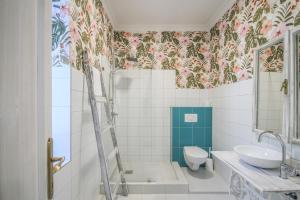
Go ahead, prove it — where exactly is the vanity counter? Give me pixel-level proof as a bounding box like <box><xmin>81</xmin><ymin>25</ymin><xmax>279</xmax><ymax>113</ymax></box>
<box><xmin>212</xmin><ymin>151</ymin><xmax>300</xmax><ymax>193</ymax></box>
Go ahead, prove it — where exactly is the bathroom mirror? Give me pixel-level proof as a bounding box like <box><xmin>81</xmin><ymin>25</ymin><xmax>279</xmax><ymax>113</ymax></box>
<box><xmin>253</xmin><ymin>34</ymin><xmax>290</xmax><ymax>136</ymax></box>
<box><xmin>290</xmin><ymin>28</ymin><xmax>300</xmax><ymax>143</ymax></box>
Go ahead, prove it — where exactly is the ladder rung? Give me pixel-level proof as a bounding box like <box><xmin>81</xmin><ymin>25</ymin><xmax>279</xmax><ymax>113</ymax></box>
<box><xmin>102</xmin><ymin>125</ymin><xmax>113</xmax><ymax>134</ymax></box>
<box><xmin>95</xmin><ymin>95</ymin><xmax>107</xmax><ymax>103</ymax></box>
<box><xmin>107</xmin><ymin>148</ymin><xmax>119</xmax><ymax>163</ymax></box>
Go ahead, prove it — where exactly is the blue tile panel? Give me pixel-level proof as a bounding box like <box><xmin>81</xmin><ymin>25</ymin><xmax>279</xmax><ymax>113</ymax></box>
<box><xmin>171</xmin><ymin>107</ymin><xmax>212</xmax><ymax>167</ymax></box>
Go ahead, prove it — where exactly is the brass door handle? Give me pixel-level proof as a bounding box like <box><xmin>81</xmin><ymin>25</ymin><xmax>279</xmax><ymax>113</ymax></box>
<box><xmin>280</xmin><ymin>79</ymin><xmax>288</xmax><ymax>95</ymax></box>
<box><xmin>47</xmin><ymin>138</ymin><xmax>65</xmax><ymax>199</ymax></box>
<box><xmin>51</xmin><ymin>156</ymin><xmax>65</xmax><ymax>173</ymax></box>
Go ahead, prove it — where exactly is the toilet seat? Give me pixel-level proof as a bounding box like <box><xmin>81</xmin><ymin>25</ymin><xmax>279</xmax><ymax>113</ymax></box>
<box><xmin>184</xmin><ymin>146</ymin><xmax>208</xmax><ymax>159</ymax></box>
<box><xmin>183</xmin><ymin>146</ymin><xmax>208</xmax><ymax>171</ymax></box>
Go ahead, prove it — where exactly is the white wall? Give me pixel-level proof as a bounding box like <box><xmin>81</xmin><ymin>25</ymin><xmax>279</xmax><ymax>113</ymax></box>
<box><xmin>209</xmin><ymin>80</ymin><xmax>255</xmax><ymax>151</ymax></box>
<box><xmin>208</xmin><ymin>80</ymin><xmax>300</xmax><ymax>162</ymax></box>
<box><xmin>114</xmin><ymin>69</ymin><xmax>209</xmax><ymax>162</ymax></box>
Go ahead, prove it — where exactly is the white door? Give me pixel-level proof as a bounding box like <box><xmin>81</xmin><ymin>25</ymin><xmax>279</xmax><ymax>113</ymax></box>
<box><xmin>0</xmin><ymin>0</ymin><xmax>40</xmax><ymax>199</ymax></box>
<box><xmin>0</xmin><ymin>0</ymin><xmax>72</xmax><ymax>199</ymax></box>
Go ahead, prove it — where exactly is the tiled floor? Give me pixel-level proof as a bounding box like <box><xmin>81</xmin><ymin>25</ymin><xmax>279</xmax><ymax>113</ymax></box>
<box><xmin>182</xmin><ymin>167</ymin><xmax>229</xmax><ymax>193</ymax></box>
<box><xmin>116</xmin><ymin>194</ymin><xmax>230</xmax><ymax>200</ymax></box>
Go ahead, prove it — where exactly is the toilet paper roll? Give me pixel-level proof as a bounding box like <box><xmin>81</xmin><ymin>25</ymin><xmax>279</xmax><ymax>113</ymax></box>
<box><xmin>206</xmin><ymin>158</ymin><xmax>214</xmax><ymax>172</ymax></box>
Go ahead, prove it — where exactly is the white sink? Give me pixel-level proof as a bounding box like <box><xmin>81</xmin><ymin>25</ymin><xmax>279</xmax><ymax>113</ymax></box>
<box><xmin>234</xmin><ymin>145</ymin><xmax>282</xmax><ymax>169</ymax></box>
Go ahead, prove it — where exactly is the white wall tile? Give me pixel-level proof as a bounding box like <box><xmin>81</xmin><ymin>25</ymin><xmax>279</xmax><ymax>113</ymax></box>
<box><xmin>116</xmin><ymin>70</ymin><xmax>204</xmax><ymax>162</ymax></box>
<box><xmin>209</xmin><ymin>79</ymin><xmax>300</xmax><ymax>164</ymax></box>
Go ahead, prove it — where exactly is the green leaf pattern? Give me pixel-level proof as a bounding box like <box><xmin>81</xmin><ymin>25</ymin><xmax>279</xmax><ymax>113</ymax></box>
<box><xmin>52</xmin><ymin>0</ymin><xmax>71</xmax><ymax>68</ymax></box>
<box><xmin>114</xmin><ymin>0</ymin><xmax>300</xmax><ymax>88</ymax></box>
<box><xmin>259</xmin><ymin>43</ymin><xmax>284</xmax><ymax>72</ymax></box>
<box><xmin>114</xmin><ymin>32</ymin><xmax>211</xmax><ymax>88</ymax></box>
<box><xmin>68</xmin><ymin>0</ymin><xmax>114</xmax><ymax>71</ymax></box>
<box><xmin>53</xmin><ymin>0</ymin><xmax>300</xmax><ymax>88</ymax></box>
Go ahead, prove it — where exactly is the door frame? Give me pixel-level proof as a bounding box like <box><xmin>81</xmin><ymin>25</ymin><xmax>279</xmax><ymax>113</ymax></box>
<box><xmin>37</xmin><ymin>0</ymin><xmax>52</xmax><ymax>199</ymax></box>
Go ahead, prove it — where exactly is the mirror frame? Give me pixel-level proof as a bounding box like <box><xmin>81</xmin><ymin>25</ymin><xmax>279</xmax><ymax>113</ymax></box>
<box><xmin>290</xmin><ymin>27</ymin><xmax>300</xmax><ymax>144</ymax></box>
<box><xmin>253</xmin><ymin>32</ymin><xmax>290</xmax><ymax>138</ymax></box>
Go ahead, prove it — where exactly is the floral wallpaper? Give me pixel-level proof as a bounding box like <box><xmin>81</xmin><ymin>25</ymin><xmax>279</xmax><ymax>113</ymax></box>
<box><xmin>52</xmin><ymin>0</ymin><xmax>114</xmax><ymax>71</ymax></box>
<box><xmin>114</xmin><ymin>31</ymin><xmax>211</xmax><ymax>88</ymax></box>
<box><xmin>259</xmin><ymin>42</ymin><xmax>284</xmax><ymax>72</ymax></box>
<box><xmin>54</xmin><ymin>0</ymin><xmax>300</xmax><ymax>88</ymax></box>
<box><xmin>68</xmin><ymin>0</ymin><xmax>114</xmax><ymax>71</ymax></box>
<box><xmin>209</xmin><ymin>0</ymin><xmax>300</xmax><ymax>87</ymax></box>
<box><xmin>52</xmin><ymin>0</ymin><xmax>70</xmax><ymax>68</ymax></box>
<box><xmin>114</xmin><ymin>0</ymin><xmax>300</xmax><ymax>88</ymax></box>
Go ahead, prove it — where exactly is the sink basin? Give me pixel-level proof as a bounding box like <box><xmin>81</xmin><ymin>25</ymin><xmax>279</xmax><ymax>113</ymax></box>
<box><xmin>234</xmin><ymin>145</ymin><xmax>282</xmax><ymax>169</ymax></box>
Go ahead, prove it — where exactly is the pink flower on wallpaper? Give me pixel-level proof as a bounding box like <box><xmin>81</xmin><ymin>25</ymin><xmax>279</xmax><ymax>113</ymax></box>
<box><xmin>180</xmin><ymin>67</ymin><xmax>192</xmax><ymax>77</ymax></box>
<box><xmin>90</xmin><ymin>19</ymin><xmax>97</xmax><ymax>36</ymax></box>
<box><xmin>264</xmin><ymin>48</ymin><xmax>273</xmax><ymax>57</ymax></box>
<box><xmin>59</xmin><ymin>3</ymin><xmax>69</xmax><ymax>17</ymax></box>
<box><xmin>148</xmin><ymin>46</ymin><xmax>156</xmax><ymax>54</ymax></box>
<box><xmin>86</xmin><ymin>1</ymin><xmax>93</xmax><ymax>14</ymax></box>
<box><xmin>239</xmin><ymin>24</ymin><xmax>250</xmax><ymax>37</ymax></box>
<box><xmin>199</xmin><ymin>73</ymin><xmax>209</xmax><ymax>85</ymax></box>
<box><xmin>273</xmin><ymin>23</ymin><xmax>288</xmax><ymax>38</ymax></box>
<box><xmin>217</xmin><ymin>57</ymin><xmax>226</xmax><ymax>70</ymax></box>
<box><xmin>291</xmin><ymin>0</ymin><xmax>300</xmax><ymax>10</ymax></box>
<box><xmin>260</xmin><ymin>20</ymin><xmax>273</xmax><ymax>35</ymax></box>
<box><xmin>233</xmin><ymin>66</ymin><xmax>241</xmax><ymax>73</ymax></box>
<box><xmin>180</xmin><ymin>36</ymin><xmax>190</xmax><ymax>46</ymax></box>
<box><xmin>239</xmin><ymin>69</ymin><xmax>249</xmax><ymax>81</ymax></box>
<box><xmin>234</xmin><ymin>19</ymin><xmax>241</xmax><ymax>31</ymax></box>
<box><xmin>198</xmin><ymin>46</ymin><xmax>208</xmax><ymax>54</ymax></box>
<box><xmin>70</xmin><ymin>21</ymin><xmax>80</xmax><ymax>42</ymax></box>
<box><xmin>78</xmin><ymin>10</ymin><xmax>84</xmax><ymax>25</ymax></box>
<box><xmin>155</xmin><ymin>52</ymin><xmax>165</xmax><ymax>62</ymax></box>
<box><xmin>203</xmin><ymin>51</ymin><xmax>211</xmax><ymax>60</ymax></box>
<box><xmin>130</xmin><ymin>37</ymin><xmax>140</xmax><ymax>47</ymax></box>
<box><xmin>124</xmin><ymin>60</ymin><xmax>134</xmax><ymax>69</ymax></box>
<box><xmin>174</xmin><ymin>60</ymin><xmax>182</xmax><ymax>70</ymax></box>
<box><xmin>123</xmin><ymin>32</ymin><xmax>132</xmax><ymax>37</ymax></box>
<box><xmin>175</xmin><ymin>32</ymin><xmax>182</xmax><ymax>38</ymax></box>
<box><xmin>219</xmin><ymin>21</ymin><xmax>228</xmax><ymax>32</ymax></box>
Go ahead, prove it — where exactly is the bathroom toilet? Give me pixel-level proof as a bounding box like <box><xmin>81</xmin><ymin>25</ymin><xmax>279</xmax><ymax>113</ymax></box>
<box><xmin>183</xmin><ymin>146</ymin><xmax>208</xmax><ymax>171</ymax></box>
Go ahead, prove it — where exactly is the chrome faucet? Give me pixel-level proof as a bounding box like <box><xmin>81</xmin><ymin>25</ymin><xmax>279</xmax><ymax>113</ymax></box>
<box><xmin>258</xmin><ymin>131</ymin><xmax>286</xmax><ymax>164</ymax></box>
<box><xmin>258</xmin><ymin>130</ymin><xmax>289</xmax><ymax>179</ymax></box>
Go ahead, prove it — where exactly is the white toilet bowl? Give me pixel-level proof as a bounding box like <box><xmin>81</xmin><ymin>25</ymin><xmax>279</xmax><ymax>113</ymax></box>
<box><xmin>183</xmin><ymin>146</ymin><xmax>208</xmax><ymax>171</ymax></box>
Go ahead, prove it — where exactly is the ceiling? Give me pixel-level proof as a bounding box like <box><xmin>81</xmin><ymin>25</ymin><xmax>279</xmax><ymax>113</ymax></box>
<box><xmin>102</xmin><ymin>0</ymin><xmax>236</xmax><ymax>32</ymax></box>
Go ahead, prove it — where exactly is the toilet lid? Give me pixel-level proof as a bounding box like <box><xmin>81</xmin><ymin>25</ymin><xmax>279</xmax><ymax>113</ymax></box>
<box><xmin>184</xmin><ymin>146</ymin><xmax>208</xmax><ymax>158</ymax></box>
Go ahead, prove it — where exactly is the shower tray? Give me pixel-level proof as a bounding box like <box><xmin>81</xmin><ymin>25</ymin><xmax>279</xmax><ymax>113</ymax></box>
<box><xmin>101</xmin><ymin>161</ymin><xmax>188</xmax><ymax>194</ymax></box>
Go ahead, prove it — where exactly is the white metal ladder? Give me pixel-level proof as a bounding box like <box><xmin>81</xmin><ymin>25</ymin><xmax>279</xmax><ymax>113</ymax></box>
<box><xmin>82</xmin><ymin>50</ymin><xmax>128</xmax><ymax>200</ymax></box>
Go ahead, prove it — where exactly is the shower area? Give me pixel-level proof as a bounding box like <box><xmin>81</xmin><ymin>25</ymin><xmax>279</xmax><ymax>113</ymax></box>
<box><xmin>106</xmin><ymin>69</ymin><xmax>188</xmax><ymax>194</ymax></box>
